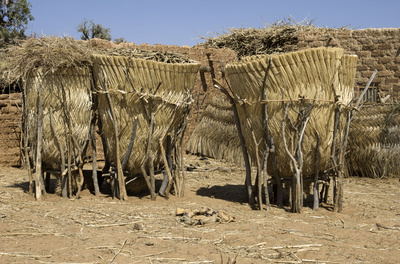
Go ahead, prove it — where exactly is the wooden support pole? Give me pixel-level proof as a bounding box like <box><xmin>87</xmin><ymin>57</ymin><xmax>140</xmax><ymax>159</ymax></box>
<box><xmin>67</xmin><ymin>139</ymin><xmax>73</xmax><ymax>198</ymax></box>
<box><xmin>141</xmin><ymin>112</ymin><xmax>156</xmax><ymax>200</ymax></box>
<box><xmin>104</xmin><ymin>88</ymin><xmax>128</xmax><ymax>201</ymax></box>
<box><xmin>90</xmin><ymin>120</ymin><xmax>100</xmax><ymax>196</ymax></box>
<box><xmin>165</xmin><ymin>134</ymin><xmax>173</xmax><ymax>195</ymax></box>
<box><xmin>213</xmin><ymin>79</ymin><xmax>254</xmax><ymax>207</ymax></box>
<box><xmin>252</xmin><ymin>132</ymin><xmax>263</xmax><ymax>210</ymax></box>
<box><xmin>313</xmin><ymin>132</ymin><xmax>321</xmax><ymax>210</ymax></box>
<box><xmin>75</xmin><ymin>155</ymin><xmax>85</xmax><ymax>199</ymax></box>
<box><xmin>262</xmin><ymin>143</ymin><xmax>270</xmax><ymax>211</ymax></box>
<box><xmin>159</xmin><ymin>138</ymin><xmax>173</xmax><ymax>198</ymax></box>
<box><xmin>49</xmin><ymin>107</ymin><xmax>67</xmax><ymax>197</ymax></box>
<box><xmin>270</xmin><ymin>137</ymin><xmax>283</xmax><ymax>206</ymax></box>
<box><xmin>34</xmin><ymin>83</ymin><xmax>46</xmax><ymax>200</ymax></box>
<box><xmin>261</xmin><ymin>57</ymin><xmax>271</xmax><ymax>211</ymax></box>
<box><xmin>22</xmin><ymin>88</ymin><xmax>34</xmax><ymax>196</ymax></box>
<box><xmin>121</xmin><ymin>117</ymin><xmax>138</xmax><ymax>171</ymax></box>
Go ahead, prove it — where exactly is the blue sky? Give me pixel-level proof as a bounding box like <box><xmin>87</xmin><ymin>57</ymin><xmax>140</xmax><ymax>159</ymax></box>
<box><xmin>26</xmin><ymin>0</ymin><xmax>399</xmax><ymax>46</ymax></box>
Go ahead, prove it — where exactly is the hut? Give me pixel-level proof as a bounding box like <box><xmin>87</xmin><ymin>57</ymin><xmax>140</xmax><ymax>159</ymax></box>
<box><xmin>347</xmin><ymin>103</ymin><xmax>400</xmax><ymax>178</ymax></box>
<box><xmin>91</xmin><ymin>48</ymin><xmax>201</xmax><ymax>200</ymax></box>
<box><xmin>0</xmin><ymin>37</ymin><xmax>94</xmax><ymax>200</ymax></box>
<box><xmin>222</xmin><ymin>47</ymin><xmax>358</xmax><ymax>212</ymax></box>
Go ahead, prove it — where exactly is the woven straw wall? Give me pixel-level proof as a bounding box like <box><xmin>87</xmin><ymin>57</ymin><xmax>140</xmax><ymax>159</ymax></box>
<box><xmin>186</xmin><ymin>96</ymin><xmax>243</xmax><ymax>163</ymax></box>
<box><xmin>347</xmin><ymin>103</ymin><xmax>400</xmax><ymax>178</ymax></box>
<box><xmin>92</xmin><ymin>54</ymin><xmax>200</xmax><ymax>175</ymax></box>
<box><xmin>25</xmin><ymin>67</ymin><xmax>92</xmax><ymax>171</ymax></box>
<box><xmin>225</xmin><ymin>47</ymin><xmax>357</xmax><ymax>178</ymax></box>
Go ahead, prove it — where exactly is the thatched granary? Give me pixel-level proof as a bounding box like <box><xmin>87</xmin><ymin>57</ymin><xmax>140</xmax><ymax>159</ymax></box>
<box><xmin>222</xmin><ymin>47</ymin><xmax>358</xmax><ymax>212</ymax></box>
<box><xmin>0</xmin><ymin>37</ymin><xmax>93</xmax><ymax>199</ymax></box>
<box><xmin>91</xmin><ymin>49</ymin><xmax>201</xmax><ymax>198</ymax></box>
<box><xmin>225</xmin><ymin>47</ymin><xmax>357</xmax><ymax>177</ymax></box>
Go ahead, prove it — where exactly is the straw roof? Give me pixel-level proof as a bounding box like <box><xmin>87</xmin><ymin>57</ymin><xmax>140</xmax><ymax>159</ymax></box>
<box><xmin>0</xmin><ymin>36</ymin><xmax>92</xmax><ymax>84</ymax></box>
<box><xmin>347</xmin><ymin>103</ymin><xmax>400</xmax><ymax>178</ymax></box>
<box><xmin>198</xmin><ymin>19</ymin><xmax>341</xmax><ymax>57</ymax></box>
<box><xmin>225</xmin><ymin>47</ymin><xmax>357</xmax><ymax>178</ymax></box>
<box><xmin>92</xmin><ymin>52</ymin><xmax>201</xmax><ymax>177</ymax></box>
<box><xmin>186</xmin><ymin>96</ymin><xmax>243</xmax><ymax>163</ymax></box>
<box><xmin>95</xmin><ymin>48</ymin><xmax>195</xmax><ymax>63</ymax></box>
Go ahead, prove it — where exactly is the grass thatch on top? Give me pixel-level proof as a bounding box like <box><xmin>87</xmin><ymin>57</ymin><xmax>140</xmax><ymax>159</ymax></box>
<box><xmin>95</xmin><ymin>47</ymin><xmax>195</xmax><ymax>64</ymax></box>
<box><xmin>197</xmin><ymin>18</ymin><xmax>348</xmax><ymax>57</ymax></box>
<box><xmin>0</xmin><ymin>36</ymin><xmax>92</xmax><ymax>84</ymax></box>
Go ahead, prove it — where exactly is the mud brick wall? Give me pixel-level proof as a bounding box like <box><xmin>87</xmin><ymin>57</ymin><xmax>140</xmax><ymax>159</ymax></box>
<box><xmin>298</xmin><ymin>28</ymin><xmax>400</xmax><ymax>101</ymax></box>
<box><xmin>0</xmin><ymin>93</ymin><xmax>22</xmax><ymax>167</ymax></box>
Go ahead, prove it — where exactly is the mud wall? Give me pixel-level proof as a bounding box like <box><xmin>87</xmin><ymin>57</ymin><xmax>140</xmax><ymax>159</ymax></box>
<box><xmin>0</xmin><ymin>93</ymin><xmax>22</xmax><ymax>167</ymax></box>
<box><xmin>298</xmin><ymin>28</ymin><xmax>400</xmax><ymax>101</ymax></box>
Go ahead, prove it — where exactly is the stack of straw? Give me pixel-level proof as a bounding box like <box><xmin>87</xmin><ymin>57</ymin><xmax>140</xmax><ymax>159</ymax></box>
<box><xmin>225</xmin><ymin>47</ymin><xmax>358</xmax><ymax>178</ymax></box>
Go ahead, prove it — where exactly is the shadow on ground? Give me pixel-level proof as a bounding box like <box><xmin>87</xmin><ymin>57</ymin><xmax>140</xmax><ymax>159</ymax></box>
<box><xmin>196</xmin><ymin>184</ymin><xmax>247</xmax><ymax>204</ymax></box>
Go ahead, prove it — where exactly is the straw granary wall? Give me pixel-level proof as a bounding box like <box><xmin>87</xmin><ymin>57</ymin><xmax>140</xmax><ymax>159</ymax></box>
<box><xmin>298</xmin><ymin>28</ymin><xmax>400</xmax><ymax>101</ymax></box>
<box><xmin>113</xmin><ymin>42</ymin><xmax>238</xmax><ymax>141</ymax></box>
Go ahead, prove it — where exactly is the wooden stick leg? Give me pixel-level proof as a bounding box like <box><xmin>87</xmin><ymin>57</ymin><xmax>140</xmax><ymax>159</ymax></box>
<box><xmin>90</xmin><ymin>123</ymin><xmax>100</xmax><ymax>196</ymax></box>
<box><xmin>313</xmin><ymin>132</ymin><xmax>321</xmax><ymax>210</ymax></box>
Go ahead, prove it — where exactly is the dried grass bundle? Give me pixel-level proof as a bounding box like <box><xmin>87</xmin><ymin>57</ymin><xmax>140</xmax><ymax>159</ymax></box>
<box><xmin>0</xmin><ymin>36</ymin><xmax>92</xmax><ymax>84</ymax></box>
<box><xmin>95</xmin><ymin>48</ymin><xmax>194</xmax><ymax>64</ymax></box>
<box><xmin>198</xmin><ymin>19</ymin><xmax>348</xmax><ymax>57</ymax></box>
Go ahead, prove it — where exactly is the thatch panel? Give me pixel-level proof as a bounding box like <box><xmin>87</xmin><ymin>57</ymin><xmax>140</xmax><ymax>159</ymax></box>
<box><xmin>225</xmin><ymin>47</ymin><xmax>357</xmax><ymax>178</ymax></box>
<box><xmin>92</xmin><ymin>54</ymin><xmax>200</xmax><ymax>175</ymax></box>
<box><xmin>25</xmin><ymin>67</ymin><xmax>92</xmax><ymax>171</ymax></box>
<box><xmin>347</xmin><ymin>103</ymin><xmax>400</xmax><ymax>178</ymax></box>
<box><xmin>186</xmin><ymin>97</ymin><xmax>243</xmax><ymax>163</ymax></box>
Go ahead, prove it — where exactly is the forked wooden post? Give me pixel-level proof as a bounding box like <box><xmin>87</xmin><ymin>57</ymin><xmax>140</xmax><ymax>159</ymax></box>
<box><xmin>90</xmin><ymin>118</ymin><xmax>100</xmax><ymax>196</ymax></box>
<box><xmin>104</xmin><ymin>86</ymin><xmax>128</xmax><ymax>201</ymax></box>
<box><xmin>213</xmin><ymin>79</ymin><xmax>254</xmax><ymax>207</ymax></box>
<box><xmin>49</xmin><ymin>106</ymin><xmax>66</xmax><ymax>196</ymax></box>
<box><xmin>313</xmin><ymin>132</ymin><xmax>321</xmax><ymax>210</ymax></box>
<box><xmin>34</xmin><ymin>82</ymin><xmax>46</xmax><ymax>200</ymax></box>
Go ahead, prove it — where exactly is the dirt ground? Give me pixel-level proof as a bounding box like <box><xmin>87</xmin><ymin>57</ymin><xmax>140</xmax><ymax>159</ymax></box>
<box><xmin>0</xmin><ymin>154</ymin><xmax>399</xmax><ymax>264</ymax></box>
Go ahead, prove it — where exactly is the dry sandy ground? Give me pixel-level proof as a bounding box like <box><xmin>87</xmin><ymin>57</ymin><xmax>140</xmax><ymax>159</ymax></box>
<box><xmin>0</xmin><ymin>154</ymin><xmax>399</xmax><ymax>264</ymax></box>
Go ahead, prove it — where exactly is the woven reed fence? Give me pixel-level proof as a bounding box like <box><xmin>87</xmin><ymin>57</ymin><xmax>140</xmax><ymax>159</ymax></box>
<box><xmin>347</xmin><ymin>103</ymin><xmax>400</xmax><ymax>178</ymax></box>
<box><xmin>187</xmin><ymin>96</ymin><xmax>243</xmax><ymax>163</ymax></box>
<box><xmin>222</xmin><ymin>47</ymin><xmax>358</xmax><ymax>212</ymax></box>
<box><xmin>92</xmin><ymin>53</ymin><xmax>200</xmax><ymax>200</ymax></box>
